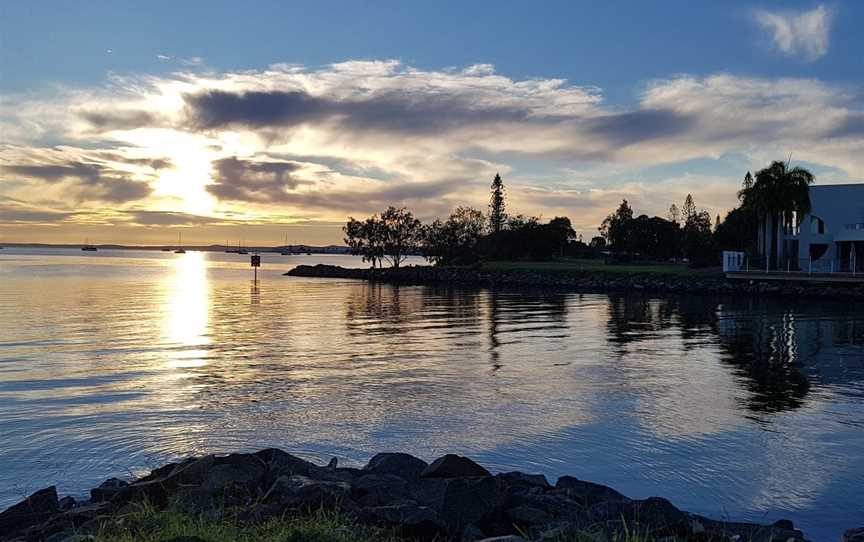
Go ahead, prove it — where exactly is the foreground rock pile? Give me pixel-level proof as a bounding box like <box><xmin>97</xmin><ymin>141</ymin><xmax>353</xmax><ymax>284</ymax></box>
<box><xmin>2</xmin><ymin>449</ymin><xmax>846</xmax><ymax>542</ymax></box>
<box><xmin>285</xmin><ymin>264</ymin><xmax>864</xmax><ymax>299</ymax></box>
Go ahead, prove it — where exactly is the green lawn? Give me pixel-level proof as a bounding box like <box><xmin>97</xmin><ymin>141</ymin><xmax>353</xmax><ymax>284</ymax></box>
<box><xmin>480</xmin><ymin>258</ymin><xmax>717</xmax><ymax>276</ymax></box>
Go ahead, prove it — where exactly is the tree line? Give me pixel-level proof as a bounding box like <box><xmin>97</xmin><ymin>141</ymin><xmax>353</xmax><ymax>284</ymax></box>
<box><xmin>344</xmin><ymin>160</ymin><xmax>814</xmax><ymax>269</ymax></box>
<box><xmin>344</xmin><ymin>173</ymin><xmax>578</xmax><ymax>268</ymax></box>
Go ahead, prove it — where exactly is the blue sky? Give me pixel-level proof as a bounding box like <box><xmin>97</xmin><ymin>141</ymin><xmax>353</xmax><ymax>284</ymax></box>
<box><xmin>1</xmin><ymin>1</ymin><xmax>862</xmax><ymax>244</ymax></box>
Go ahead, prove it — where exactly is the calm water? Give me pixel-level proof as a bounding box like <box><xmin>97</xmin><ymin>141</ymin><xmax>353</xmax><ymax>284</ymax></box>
<box><xmin>0</xmin><ymin>248</ymin><xmax>862</xmax><ymax>540</ymax></box>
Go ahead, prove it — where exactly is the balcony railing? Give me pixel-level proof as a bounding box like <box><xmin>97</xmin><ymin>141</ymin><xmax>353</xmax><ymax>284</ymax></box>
<box><xmin>728</xmin><ymin>256</ymin><xmax>862</xmax><ymax>276</ymax></box>
<box><xmin>844</xmin><ymin>223</ymin><xmax>864</xmax><ymax>230</ymax></box>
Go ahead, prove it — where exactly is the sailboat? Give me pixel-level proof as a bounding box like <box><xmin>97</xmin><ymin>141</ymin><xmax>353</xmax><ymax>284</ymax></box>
<box><xmin>224</xmin><ymin>239</ymin><xmax>236</xmax><ymax>253</ymax></box>
<box><xmin>237</xmin><ymin>240</ymin><xmax>248</xmax><ymax>255</ymax></box>
<box><xmin>81</xmin><ymin>238</ymin><xmax>97</xmax><ymax>251</ymax></box>
<box><xmin>174</xmin><ymin>232</ymin><xmax>186</xmax><ymax>254</ymax></box>
<box><xmin>280</xmin><ymin>233</ymin><xmax>292</xmax><ymax>255</ymax></box>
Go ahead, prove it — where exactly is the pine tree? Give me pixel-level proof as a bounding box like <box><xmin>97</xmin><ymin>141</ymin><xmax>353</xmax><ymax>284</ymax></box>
<box><xmin>667</xmin><ymin>203</ymin><xmax>680</xmax><ymax>224</ymax></box>
<box><xmin>682</xmin><ymin>194</ymin><xmax>696</xmax><ymax>222</ymax></box>
<box><xmin>489</xmin><ymin>173</ymin><xmax>506</xmax><ymax>234</ymax></box>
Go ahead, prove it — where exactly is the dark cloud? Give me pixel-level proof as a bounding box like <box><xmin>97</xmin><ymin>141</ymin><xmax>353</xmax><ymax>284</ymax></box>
<box><xmin>184</xmin><ymin>89</ymin><xmax>534</xmax><ymax>135</ymax></box>
<box><xmin>124</xmin><ymin>211</ymin><xmax>227</xmax><ymax>226</ymax></box>
<box><xmin>0</xmin><ymin>204</ymin><xmax>73</xmax><ymax>223</ymax></box>
<box><xmin>1</xmin><ymin>160</ymin><xmax>153</xmax><ymax>203</ymax></box>
<box><xmin>206</xmin><ymin>157</ymin><xmax>311</xmax><ymax>202</ymax></box>
<box><xmin>827</xmin><ymin>113</ymin><xmax>864</xmax><ymax>138</ymax></box>
<box><xmin>80</xmin><ymin>110</ymin><xmax>161</xmax><ymax>131</ymax></box>
<box><xmin>583</xmin><ymin>110</ymin><xmax>694</xmax><ymax>146</ymax></box>
<box><xmin>90</xmin><ymin>152</ymin><xmax>173</xmax><ymax>170</ymax></box>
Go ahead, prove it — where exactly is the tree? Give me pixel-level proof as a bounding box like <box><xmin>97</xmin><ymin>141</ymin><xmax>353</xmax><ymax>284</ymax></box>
<box><xmin>739</xmin><ymin>161</ymin><xmax>814</xmax><ymax>269</ymax></box>
<box><xmin>344</xmin><ymin>207</ymin><xmax>422</xmax><ymax>268</ymax></box>
<box><xmin>423</xmin><ymin>206</ymin><xmax>485</xmax><ymax>265</ymax></box>
<box><xmin>378</xmin><ymin>206</ymin><xmax>423</xmax><ymax>268</ymax></box>
<box><xmin>667</xmin><ymin>203</ymin><xmax>680</xmax><ymax>224</ymax></box>
<box><xmin>589</xmin><ymin>236</ymin><xmax>607</xmax><ymax>250</ymax></box>
<box><xmin>488</xmin><ymin>173</ymin><xmax>507</xmax><ymax>234</ymax></box>
<box><xmin>681</xmin><ymin>196</ymin><xmax>714</xmax><ymax>266</ymax></box>
<box><xmin>682</xmin><ymin>194</ymin><xmax>696</xmax><ymax>223</ymax></box>
<box><xmin>344</xmin><ymin>216</ymin><xmax>384</xmax><ymax>268</ymax></box>
<box><xmin>599</xmin><ymin>199</ymin><xmax>634</xmax><ymax>250</ymax></box>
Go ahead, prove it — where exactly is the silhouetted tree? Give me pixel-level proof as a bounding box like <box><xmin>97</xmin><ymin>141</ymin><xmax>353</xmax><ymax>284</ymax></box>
<box><xmin>488</xmin><ymin>173</ymin><xmax>507</xmax><ymax>234</ymax></box>
<box><xmin>681</xmin><ymin>195</ymin><xmax>714</xmax><ymax>266</ymax></box>
<box><xmin>599</xmin><ymin>199</ymin><xmax>634</xmax><ymax>250</ymax></box>
<box><xmin>344</xmin><ymin>207</ymin><xmax>422</xmax><ymax>268</ymax></box>
<box><xmin>739</xmin><ymin>161</ymin><xmax>814</xmax><ymax>269</ymax></box>
<box><xmin>423</xmin><ymin>206</ymin><xmax>485</xmax><ymax>265</ymax></box>
<box><xmin>667</xmin><ymin>203</ymin><xmax>680</xmax><ymax>224</ymax></box>
<box><xmin>589</xmin><ymin>236</ymin><xmax>607</xmax><ymax>250</ymax></box>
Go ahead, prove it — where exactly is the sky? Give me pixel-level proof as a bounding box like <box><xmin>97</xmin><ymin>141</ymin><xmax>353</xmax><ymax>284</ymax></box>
<box><xmin>1</xmin><ymin>1</ymin><xmax>863</xmax><ymax>246</ymax></box>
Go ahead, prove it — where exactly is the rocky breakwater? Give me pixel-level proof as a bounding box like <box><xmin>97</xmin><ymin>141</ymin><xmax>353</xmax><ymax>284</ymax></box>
<box><xmin>3</xmin><ymin>449</ymin><xmax>853</xmax><ymax>542</ymax></box>
<box><xmin>285</xmin><ymin>264</ymin><xmax>864</xmax><ymax>299</ymax></box>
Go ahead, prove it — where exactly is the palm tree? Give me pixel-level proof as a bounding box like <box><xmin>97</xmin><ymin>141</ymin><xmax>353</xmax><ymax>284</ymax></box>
<box><xmin>740</xmin><ymin>161</ymin><xmax>814</xmax><ymax>270</ymax></box>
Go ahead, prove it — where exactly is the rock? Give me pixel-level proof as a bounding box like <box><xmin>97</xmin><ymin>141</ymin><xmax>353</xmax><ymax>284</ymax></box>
<box><xmin>327</xmin><ymin>457</ymin><xmax>338</xmax><ymax>469</ymax></box>
<box><xmin>263</xmin><ymin>475</ymin><xmax>354</xmax><ymax>512</ymax></box>
<box><xmin>199</xmin><ymin>453</ymin><xmax>267</xmax><ymax>498</ymax></box>
<box><xmin>0</xmin><ymin>486</ymin><xmax>59</xmax><ymax>537</ymax></box>
<box><xmin>843</xmin><ymin>528</ymin><xmax>864</xmax><ymax>542</ymax></box>
<box><xmin>90</xmin><ymin>477</ymin><xmax>128</xmax><ymax>502</ymax></box>
<box><xmin>358</xmin><ymin>503</ymin><xmax>448</xmax><ymax>540</ymax></box>
<box><xmin>460</xmin><ymin>523</ymin><xmax>486</xmax><ymax>541</ymax></box>
<box><xmin>58</xmin><ymin>496</ymin><xmax>76</xmax><ymax>511</ymax></box>
<box><xmin>496</xmin><ymin>472</ymin><xmax>550</xmax><ymax>490</ymax></box>
<box><xmin>363</xmin><ymin>452</ymin><xmax>429</xmax><ymax>480</ymax></box>
<box><xmin>410</xmin><ymin>475</ymin><xmax>505</xmax><ymax>535</ymax></box>
<box><xmin>421</xmin><ymin>454</ymin><xmax>491</xmax><ymax>479</ymax></box>
<box><xmin>352</xmin><ymin>473</ymin><xmax>410</xmax><ymax>506</ymax></box>
<box><xmin>772</xmin><ymin>519</ymin><xmax>794</xmax><ymax>530</ymax></box>
<box><xmin>554</xmin><ymin>475</ymin><xmax>628</xmax><ymax>505</ymax></box>
<box><xmin>588</xmin><ymin>497</ymin><xmax>688</xmax><ymax>537</ymax></box>
<box><xmin>476</xmin><ymin>537</ymin><xmax>528</xmax><ymax>542</ymax></box>
<box><xmin>506</xmin><ymin>505</ymin><xmax>551</xmax><ymax>527</ymax></box>
<box><xmin>109</xmin><ymin>455</ymin><xmax>217</xmax><ymax>507</ymax></box>
<box><xmin>158</xmin><ymin>537</ymin><xmax>209</xmax><ymax>542</ymax></box>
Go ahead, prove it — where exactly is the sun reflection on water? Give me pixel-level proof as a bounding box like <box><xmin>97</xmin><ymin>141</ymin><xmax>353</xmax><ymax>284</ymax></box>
<box><xmin>161</xmin><ymin>251</ymin><xmax>210</xmax><ymax>369</ymax></box>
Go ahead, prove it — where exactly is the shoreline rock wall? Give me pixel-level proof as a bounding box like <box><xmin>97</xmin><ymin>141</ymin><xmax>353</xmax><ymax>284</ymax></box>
<box><xmin>285</xmin><ymin>264</ymin><xmax>864</xmax><ymax>299</ymax></box>
<box><xmin>2</xmin><ymin>449</ymin><xmax>843</xmax><ymax>542</ymax></box>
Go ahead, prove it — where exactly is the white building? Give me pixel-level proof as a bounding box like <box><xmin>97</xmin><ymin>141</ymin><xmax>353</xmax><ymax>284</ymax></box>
<box><xmin>762</xmin><ymin>184</ymin><xmax>864</xmax><ymax>273</ymax></box>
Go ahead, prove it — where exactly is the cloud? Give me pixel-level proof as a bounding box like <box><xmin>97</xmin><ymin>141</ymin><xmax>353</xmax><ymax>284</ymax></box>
<box><xmin>206</xmin><ymin>156</ymin><xmax>313</xmax><ymax>203</ymax></box>
<box><xmin>2</xmin><ymin>60</ymin><xmax>863</xmax><ymax>243</ymax></box>
<box><xmin>122</xmin><ymin>210</ymin><xmax>227</xmax><ymax>226</ymax></box>
<box><xmin>0</xmin><ymin>202</ymin><xmax>74</xmax><ymax>224</ymax></box>
<box><xmin>753</xmin><ymin>4</ymin><xmax>834</xmax><ymax>61</ymax></box>
<box><xmin>80</xmin><ymin>109</ymin><xmax>162</xmax><ymax>131</ymax></box>
<box><xmin>1</xmin><ymin>151</ymin><xmax>154</xmax><ymax>204</ymax></box>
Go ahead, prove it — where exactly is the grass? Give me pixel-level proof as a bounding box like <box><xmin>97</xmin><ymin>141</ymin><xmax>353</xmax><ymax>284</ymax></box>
<box><xmin>79</xmin><ymin>500</ymin><xmax>696</xmax><ymax>542</ymax></box>
<box><xmin>84</xmin><ymin>501</ymin><xmax>399</xmax><ymax>542</ymax></box>
<box><xmin>480</xmin><ymin>258</ymin><xmax>717</xmax><ymax>277</ymax></box>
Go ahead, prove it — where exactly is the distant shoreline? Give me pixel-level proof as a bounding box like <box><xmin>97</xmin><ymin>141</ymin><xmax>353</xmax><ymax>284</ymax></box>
<box><xmin>0</xmin><ymin>243</ymin><xmax>352</xmax><ymax>254</ymax></box>
<box><xmin>285</xmin><ymin>263</ymin><xmax>864</xmax><ymax>299</ymax></box>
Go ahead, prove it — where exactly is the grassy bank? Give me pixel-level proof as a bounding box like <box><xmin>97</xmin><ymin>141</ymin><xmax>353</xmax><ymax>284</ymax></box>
<box><xmin>83</xmin><ymin>502</ymin><xmax>656</xmax><ymax>542</ymax></box>
<box><xmin>86</xmin><ymin>503</ymin><xmax>395</xmax><ymax>542</ymax></box>
<box><xmin>480</xmin><ymin>259</ymin><xmax>717</xmax><ymax>276</ymax></box>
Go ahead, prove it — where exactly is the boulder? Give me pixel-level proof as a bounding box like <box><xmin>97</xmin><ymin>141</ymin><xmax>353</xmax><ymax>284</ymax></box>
<box><xmin>421</xmin><ymin>454</ymin><xmax>491</xmax><ymax>479</ymax></box>
<box><xmin>477</xmin><ymin>537</ymin><xmax>528</xmax><ymax>542</ymax></box>
<box><xmin>58</xmin><ymin>496</ymin><xmax>77</xmax><ymax>511</ymax></box>
<box><xmin>90</xmin><ymin>477</ymin><xmax>128</xmax><ymax>503</ymax></box>
<box><xmin>199</xmin><ymin>453</ymin><xmax>267</xmax><ymax>498</ymax></box>
<box><xmin>496</xmin><ymin>472</ymin><xmax>550</xmax><ymax>490</ymax></box>
<box><xmin>554</xmin><ymin>475</ymin><xmax>628</xmax><ymax>505</ymax></box>
<box><xmin>587</xmin><ymin>496</ymin><xmax>688</xmax><ymax>538</ymax></box>
<box><xmin>0</xmin><ymin>486</ymin><xmax>59</xmax><ymax>537</ymax></box>
<box><xmin>411</xmin><ymin>476</ymin><xmax>505</xmax><ymax>534</ymax></box>
<box><xmin>364</xmin><ymin>452</ymin><xmax>429</xmax><ymax>480</ymax></box>
<box><xmin>263</xmin><ymin>475</ymin><xmax>354</xmax><ymax>512</ymax></box>
<box><xmin>506</xmin><ymin>505</ymin><xmax>551</xmax><ymax>528</ymax></box>
<box><xmin>843</xmin><ymin>528</ymin><xmax>864</xmax><ymax>542</ymax></box>
<box><xmin>358</xmin><ymin>503</ymin><xmax>448</xmax><ymax>540</ymax></box>
<box><xmin>352</xmin><ymin>473</ymin><xmax>410</xmax><ymax>507</ymax></box>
